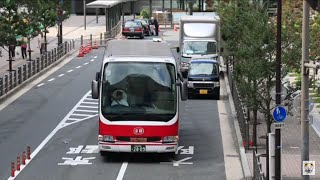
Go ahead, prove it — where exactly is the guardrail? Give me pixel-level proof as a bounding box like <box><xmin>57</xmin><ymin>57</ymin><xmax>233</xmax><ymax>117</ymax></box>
<box><xmin>226</xmin><ymin>55</ymin><xmax>250</xmax><ymax>150</ymax></box>
<box><xmin>0</xmin><ymin>41</ymin><xmax>75</xmax><ymax>98</ymax></box>
<box><xmin>254</xmin><ymin>150</ymin><xmax>265</xmax><ymax>180</ymax></box>
<box><xmin>0</xmin><ymin>19</ymin><xmax>123</xmax><ymax>100</ymax></box>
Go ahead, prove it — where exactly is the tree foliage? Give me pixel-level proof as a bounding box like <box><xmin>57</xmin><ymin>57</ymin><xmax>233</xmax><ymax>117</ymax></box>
<box><xmin>216</xmin><ymin>0</ymin><xmax>303</xmax><ymax>133</ymax></box>
<box><xmin>0</xmin><ymin>0</ymin><xmax>70</xmax><ymax>51</ymax></box>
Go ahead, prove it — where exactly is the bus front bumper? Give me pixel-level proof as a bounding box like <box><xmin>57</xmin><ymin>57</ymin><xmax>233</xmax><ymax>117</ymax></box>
<box><xmin>99</xmin><ymin>142</ymin><xmax>178</xmax><ymax>153</ymax></box>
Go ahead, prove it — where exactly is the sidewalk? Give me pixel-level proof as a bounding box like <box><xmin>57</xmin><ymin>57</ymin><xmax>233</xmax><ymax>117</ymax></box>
<box><xmin>246</xmin><ymin>110</ymin><xmax>320</xmax><ymax>179</ymax></box>
<box><xmin>0</xmin><ymin>15</ymin><xmax>108</xmax><ymax>77</ymax></box>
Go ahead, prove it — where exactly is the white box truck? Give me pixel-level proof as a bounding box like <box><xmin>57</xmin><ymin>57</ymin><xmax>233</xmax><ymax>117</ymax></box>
<box><xmin>178</xmin><ymin>15</ymin><xmax>221</xmax><ymax>77</ymax></box>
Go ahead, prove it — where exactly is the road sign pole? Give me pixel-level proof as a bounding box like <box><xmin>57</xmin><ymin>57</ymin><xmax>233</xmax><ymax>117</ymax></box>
<box><xmin>275</xmin><ymin>0</ymin><xmax>282</xmax><ymax>179</ymax></box>
<box><xmin>301</xmin><ymin>1</ymin><xmax>310</xmax><ymax>179</ymax></box>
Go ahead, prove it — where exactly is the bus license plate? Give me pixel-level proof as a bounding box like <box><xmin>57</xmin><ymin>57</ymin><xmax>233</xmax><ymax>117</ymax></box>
<box><xmin>131</xmin><ymin>145</ymin><xmax>146</xmax><ymax>152</ymax></box>
<box><xmin>199</xmin><ymin>89</ymin><xmax>208</xmax><ymax>94</ymax></box>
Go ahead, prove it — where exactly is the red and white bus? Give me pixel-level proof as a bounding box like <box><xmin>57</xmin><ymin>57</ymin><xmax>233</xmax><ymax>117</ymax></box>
<box><xmin>91</xmin><ymin>40</ymin><xmax>187</xmax><ymax>155</ymax></box>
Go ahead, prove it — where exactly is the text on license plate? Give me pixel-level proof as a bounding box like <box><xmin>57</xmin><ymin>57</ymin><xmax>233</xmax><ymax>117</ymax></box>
<box><xmin>199</xmin><ymin>89</ymin><xmax>208</xmax><ymax>94</ymax></box>
<box><xmin>131</xmin><ymin>145</ymin><xmax>146</xmax><ymax>152</ymax></box>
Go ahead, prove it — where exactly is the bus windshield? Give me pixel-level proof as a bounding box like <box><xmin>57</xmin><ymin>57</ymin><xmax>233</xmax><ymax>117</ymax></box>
<box><xmin>101</xmin><ymin>62</ymin><xmax>177</xmax><ymax>122</ymax></box>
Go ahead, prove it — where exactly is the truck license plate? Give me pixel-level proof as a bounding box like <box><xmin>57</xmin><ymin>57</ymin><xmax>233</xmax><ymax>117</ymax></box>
<box><xmin>131</xmin><ymin>145</ymin><xmax>146</xmax><ymax>152</ymax></box>
<box><xmin>199</xmin><ymin>89</ymin><xmax>208</xmax><ymax>94</ymax></box>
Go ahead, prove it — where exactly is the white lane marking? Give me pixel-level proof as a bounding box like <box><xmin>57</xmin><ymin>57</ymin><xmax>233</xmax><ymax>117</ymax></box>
<box><xmin>7</xmin><ymin>91</ymin><xmax>97</xmax><ymax>180</ymax></box>
<box><xmin>94</xmin><ymin>56</ymin><xmax>97</xmax><ymax>58</ymax></box>
<box><xmin>79</xmin><ymin>105</ymin><xmax>98</xmax><ymax>109</ymax></box>
<box><xmin>67</xmin><ymin>70</ymin><xmax>73</xmax><ymax>73</ymax></box>
<box><xmin>48</xmin><ymin>78</ymin><xmax>55</xmax><ymax>82</ymax></box>
<box><xmin>37</xmin><ymin>83</ymin><xmax>45</xmax><ymax>87</ymax></box>
<box><xmin>0</xmin><ymin>50</ymin><xmax>77</xmax><ymax>112</ymax></box>
<box><xmin>83</xmin><ymin>62</ymin><xmax>89</xmax><ymax>65</ymax></box>
<box><xmin>58</xmin><ymin>74</ymin><xmax>64</xmax><ymax>77</ymax></box>
<box><xmin>75</xmin><ymin>109</ymin><xmax>98</xmax><ymax>113</ymax></box>
<box><xmin>90</xmin><ymin>59</ymin><xmax>94</xmax><ymax>62</ymax></box>
<box><xmin>76</xmin><ymin>66</ymin><xmax>81</xmax><ymax>69</ymax></box>
<box><xmin>82</xmin><ymin>102</ymin><xmax>98</xmax><ymax>105</ymax></box>
<box><xmin>116</xmin><ymin>162</ymin><xmax>128</xmax><ymax>180</ymax></box>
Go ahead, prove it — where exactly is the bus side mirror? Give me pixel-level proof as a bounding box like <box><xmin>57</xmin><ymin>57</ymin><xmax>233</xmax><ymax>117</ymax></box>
<box><xmin>176</xmin><ymin>47</ymin><xmax>180</xmax><ymax>53</ymax></box>
<box><xmin>180</xmin><ymin>80</ymin><xmax>188</xmax><ymax>101</ymax></box>
<box><xmin>91</xmin><ymin>80</ymin><xmax>99</xmax><ymax>99</ymax></box>
<box><xmin>95</xmin><ymin>72</ymin><xmax>101</xmax><ymax>81</ymax></box>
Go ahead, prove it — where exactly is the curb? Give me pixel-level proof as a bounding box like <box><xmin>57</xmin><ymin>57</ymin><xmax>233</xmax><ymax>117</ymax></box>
<box><xmin>0</xmin><ymin>49</ymin><xmax>78</xmax><ymax>103</ymax></box>
<box><xmin>224</xmin><ymin>71</ymin><xmax>252</xmax><ymax>179</ymax></box>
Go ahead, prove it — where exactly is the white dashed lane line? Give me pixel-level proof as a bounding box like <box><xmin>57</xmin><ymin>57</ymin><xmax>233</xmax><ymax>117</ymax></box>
<box><xmin>36</xmin><ymin>55</ymin><xmax>99</xmax><ymax>88</ymax></box>
<box><xmin>37</xmin><ymin>83</ymin><xmax>45</xmax><ymax>87</ymax></box>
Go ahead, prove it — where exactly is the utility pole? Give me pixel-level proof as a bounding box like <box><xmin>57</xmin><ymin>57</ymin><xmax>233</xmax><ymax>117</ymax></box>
<box><xmin>84</xmin><ymin>0</ymin><xmax>86</xmax><ymax>30</ymax></box>
<box><xmin>301</xmin><ymin>1</ymin><xmax>310</xmax><ymax>179</ymax></box>
<box><xmin>275</xmin><ymin>0</ymin><xmax>282</xmax><ymax>179</ymax></box>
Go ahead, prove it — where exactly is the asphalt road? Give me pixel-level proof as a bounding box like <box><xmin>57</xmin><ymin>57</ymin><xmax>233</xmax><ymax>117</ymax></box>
<box><xmin>0</xmin><ymin>35</ymin><xmax>242</xmax><ymax>180</ymax></box>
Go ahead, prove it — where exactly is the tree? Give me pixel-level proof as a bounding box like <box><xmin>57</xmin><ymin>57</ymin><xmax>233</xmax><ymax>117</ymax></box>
<box><xmin>0</xmin><ymin>0</ymin><xmax>31</xmax><ymax>70</ymax></box>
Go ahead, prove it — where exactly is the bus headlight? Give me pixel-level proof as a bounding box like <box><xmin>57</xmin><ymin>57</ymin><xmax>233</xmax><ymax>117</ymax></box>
<box><xmin>98</xmin><ymin>135</ymin><xmax>114</xmax><ymax>142</ymax></box>
<box><xmin>187</xmin><ymin>81</ymin><xmax>193</xmax><ymax>88</ymax></box>
<box><xmin>163</xmin><ymin>136</ymin><xmax>179</xmax><ymax>143</ymax></box>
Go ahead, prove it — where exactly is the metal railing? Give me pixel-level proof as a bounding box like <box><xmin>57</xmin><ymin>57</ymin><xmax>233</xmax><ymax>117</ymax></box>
<box><xmin>226</xmin><ymin>56</ymin><xmax>250</xmax><ymax>150</ymax></box>
<box><xmin>254</xmin><ymin>150</ymin><xmax>265</xmax><ymax>180</ymax></box>
<box><xmin>0</xmin><ymin>40</ymin><xmax>75</xmax><ymax>98</ymax></box>
<box><xmin>0</xmin><ymin>20</ymin><xmax>122</xmax><ymax>100</ymax></box>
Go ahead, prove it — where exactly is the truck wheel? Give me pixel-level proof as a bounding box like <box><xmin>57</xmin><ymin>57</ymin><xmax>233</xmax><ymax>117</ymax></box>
<box><xmin>214</xmin><ymin>93</ymin><xmax>220</xmax><ymax>100</ymax></box>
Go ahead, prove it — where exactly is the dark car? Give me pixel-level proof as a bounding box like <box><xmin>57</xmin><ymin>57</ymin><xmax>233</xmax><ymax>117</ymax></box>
<box><xmin>187</xmin><ymin>58</ymin><xmax>220</xmax><ymax>100</ymax></box>
<box><xmin>133</xmin><ymin>19</ymin><xmax>151</xmax><ymax>36</ymax></box>
<box><xmin>122</xmin><ymin>21</ymin><xmax>144</xmax><ymax>39</ymax></box>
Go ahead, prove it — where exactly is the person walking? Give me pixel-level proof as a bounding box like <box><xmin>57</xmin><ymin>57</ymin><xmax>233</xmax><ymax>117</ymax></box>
<box><xmin>21</xmin><ymin>38</ymin><xmax>27</xmax><ymax>59</ymax></box>
<box><xmin>151</xmin><ymin>17</ymin><xmax>159</xmax><ymax>36</ymax></box>
<box><xmin>9</xmin><ymin>42</ymin><xmax>16</xmax><ymax>59</ymax></box>
<box><xmin>38</xmin><ymin>33</ymin><xmax>45</xmax><ymax>54</ymax></box>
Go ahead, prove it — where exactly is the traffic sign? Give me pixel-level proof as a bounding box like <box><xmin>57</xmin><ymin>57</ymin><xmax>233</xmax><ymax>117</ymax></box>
<box><xmin>270</xmin><ymin>85</ymin><xmax>288</xmax><ymax>101</ymax></box>
<box><xmin>273</xmin><ymin>106</ymin><xmax>287</xmax><ymax>122</ymax></box>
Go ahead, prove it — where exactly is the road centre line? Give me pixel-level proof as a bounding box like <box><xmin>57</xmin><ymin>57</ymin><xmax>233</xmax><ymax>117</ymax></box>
<box><xmin>84</xmin><ymin>62</ymin><xmax>89</xmax><ymax>65</ymax></box>
<box><xmin>37</xmin><ymin>83</ymin><xmax>45</xmax><ymax>87</ymax></box>
<box><xmin>94</xmin><ymin>56</ymin><xmax>97</xmax><ymax>58</ymax></box>
<box><xmin>116</xmin><ymin>162</ymin><xmax>128</xmax><ymax>180</ymax></box>
<box><xmin>7</xmin><ymin>91</ymin><xmax>93</xmax><ymax>180</ymax></box>
<box><xmin>76</xmin><ymin>66</ymin><xmax>81</xmax><ymax>68</ymax></box>
<box><xmin>48</xmin><ymin>78</ymin><xmax>55</xmax><ymax>82</ymax></box>
<box><xmin>58</xmin><ymin>74</ymin><xmax>64</xmax><ymax>77</ymax></box>
<box><xmin>90</xmin><ymin>59</ymin><xmax>94</xmax><ymax>62</ymax></box>
<box><xmin>67</xmin><ymin>70</ymin><xmax>73</xmax><ymax>73</ymax></box>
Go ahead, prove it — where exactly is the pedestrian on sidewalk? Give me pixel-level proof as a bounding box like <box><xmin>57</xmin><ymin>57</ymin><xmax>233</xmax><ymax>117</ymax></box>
<box><xmin>9</xmin><ymin>41</ymin><xmax>16</xmax><ymax>59</ymax></box>
<box><xmin>151</xmin><ymin>17</ymin><xmax>159</xmax><ymax>36</ymax></box>
<box><xmin>21</xmin><ymin>38</ymin><xmax>27</xmax><ymax>59</ymax></box>
<box><xmin>38</xmin><ymin>33</ymin><xmax>45</xmax><ymax>55</ymax></box>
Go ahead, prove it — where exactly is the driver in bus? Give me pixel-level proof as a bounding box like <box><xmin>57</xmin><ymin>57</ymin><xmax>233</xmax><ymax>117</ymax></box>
<box><xmin>111</xmin><ymin>90</ymin><xmax>129</xmax><ymax>106</ymax></box>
